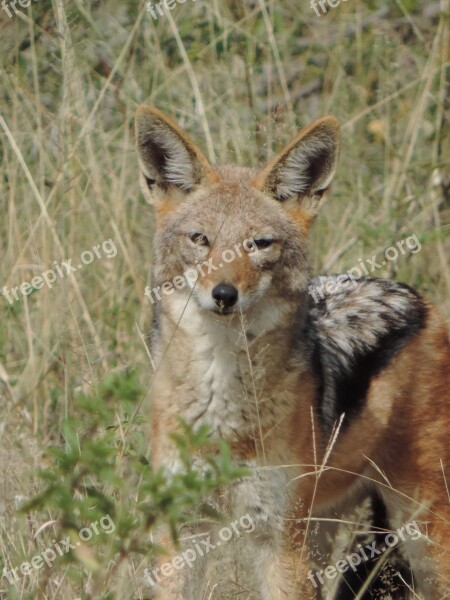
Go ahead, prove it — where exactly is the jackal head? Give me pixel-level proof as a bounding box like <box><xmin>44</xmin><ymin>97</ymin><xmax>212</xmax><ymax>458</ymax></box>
<box><xmin>136</xmin><ymin>106</ymin><xmax>339</xmax><ymax>323</ymax></box>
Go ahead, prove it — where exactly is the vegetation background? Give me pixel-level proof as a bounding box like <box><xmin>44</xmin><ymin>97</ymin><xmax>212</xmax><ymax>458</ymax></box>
<box><xmin>0</xmin><ymin>0</ymin><xmax>449</xmax><ymax>598</ymax></box>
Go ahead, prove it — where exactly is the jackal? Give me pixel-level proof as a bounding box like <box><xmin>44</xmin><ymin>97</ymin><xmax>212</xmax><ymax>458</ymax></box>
<box><xmin>135</xmin><ymin>105</ymin><xmax>450</xmax><ymax>599</ymax></box>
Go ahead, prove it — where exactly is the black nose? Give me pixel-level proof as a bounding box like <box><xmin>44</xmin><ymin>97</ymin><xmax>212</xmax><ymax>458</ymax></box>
<box><xmin>212</xmin><ymin>283</ymin><xmax>238</xmax><ymax>309</ymax></box>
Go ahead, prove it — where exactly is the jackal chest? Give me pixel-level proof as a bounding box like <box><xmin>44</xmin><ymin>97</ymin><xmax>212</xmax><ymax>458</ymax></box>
<box><xmin>174</xmin><ymin>331</ymin><xmax>277</xmax><ymax>440</ymax></box>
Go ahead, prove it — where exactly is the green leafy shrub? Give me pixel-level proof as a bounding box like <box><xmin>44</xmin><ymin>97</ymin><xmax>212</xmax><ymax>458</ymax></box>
<box><xmin>19</xmin><ymin>370</ymin><xmax>247</xmax><ymax>595</ymax></box>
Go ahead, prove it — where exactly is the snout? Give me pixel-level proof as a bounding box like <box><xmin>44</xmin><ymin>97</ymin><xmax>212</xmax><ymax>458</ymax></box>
<box><xmin>212</xmin><ymin>283</ymin><xmax>238</xmax><ymax>312</ymax></box>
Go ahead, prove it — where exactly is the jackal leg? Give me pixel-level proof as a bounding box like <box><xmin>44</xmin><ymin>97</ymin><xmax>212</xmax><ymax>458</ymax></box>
<box><xmin>253</xmin><ymin>543</ymin><xmax>320</xmax><ymax>600</ymax></box>
<box><xmin>406</xmin><ymin>515</ymin><xmax>450</xmax><ymax>599</ymax></box>
<box><xmin>381</xmin><ymin>488</ymin><xmax>450</xmax><ymax>600</ymax></box>
<box><xmin>231</xmin><ymin>468</ymin><xmax>321</xmax><ymax>599</ymax></box>
<box><xmin>146</xmin><ymin>528</ymin><xmax>209</xmax><ymax>600</ymax></box>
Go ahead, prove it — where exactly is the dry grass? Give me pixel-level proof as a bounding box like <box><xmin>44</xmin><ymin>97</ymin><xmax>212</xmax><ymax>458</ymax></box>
<box><xmin>0</xmin><ymin>0</ymin><xmax>449</xmax><ymax>598</ymax></box>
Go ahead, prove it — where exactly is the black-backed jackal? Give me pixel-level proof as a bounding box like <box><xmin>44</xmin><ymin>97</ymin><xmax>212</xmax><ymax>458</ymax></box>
<box><xmin>136</xmin><ymin>105</ymin><xmax>450</xmax><ymax>599</ymax></box>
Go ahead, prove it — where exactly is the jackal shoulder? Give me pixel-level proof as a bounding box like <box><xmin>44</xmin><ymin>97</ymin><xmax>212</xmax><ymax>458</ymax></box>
<box><xmin>306</xmin><ymin>276</ymin><xmax>429</xmax><ymax>428</ymax></box>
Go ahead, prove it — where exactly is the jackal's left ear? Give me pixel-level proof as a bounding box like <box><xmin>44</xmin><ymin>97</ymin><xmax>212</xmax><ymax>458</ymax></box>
<box><xmin>253</xmin><ymin>116</ymin><xmax>340</xmax><ymax>210</ymax></box>
<box><xmin>135</xmin><ymin>105</ymin><xmax>218</xmax><ymax>204</ymax></box>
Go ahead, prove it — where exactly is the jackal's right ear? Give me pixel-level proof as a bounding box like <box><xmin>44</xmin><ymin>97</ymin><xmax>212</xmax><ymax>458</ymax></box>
<box><xmin>253</xmin><ymin>116</ymin><xmax>340</xmax><ymax>207</ymax></box>
<box><xmin>135</xmin><ymin>105</ymin><xmax>218</xmax><ymax>205</ymax></box>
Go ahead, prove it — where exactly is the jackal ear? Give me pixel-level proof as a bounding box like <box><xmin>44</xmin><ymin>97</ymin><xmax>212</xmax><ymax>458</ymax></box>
<box><xmin>135</xmin><ymin>105</ymin><xmax>218</xmax><ymax>202</ymax></box>
<box><xmin>253</xmin><ymin>116</ymin><xmax>340</xmax><ymax>204</ymax></box>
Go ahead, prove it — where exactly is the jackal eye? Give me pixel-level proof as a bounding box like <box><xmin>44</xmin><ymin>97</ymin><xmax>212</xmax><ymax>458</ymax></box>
<box><xmin>189</xmin><ymin>233</ymin><xmax>209</xmax><ymax>246</ymax></box>
<box><xmin>254</xmin><ymin>239</ymin><xmax>273</xmax><ymax>250</ymax></box>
